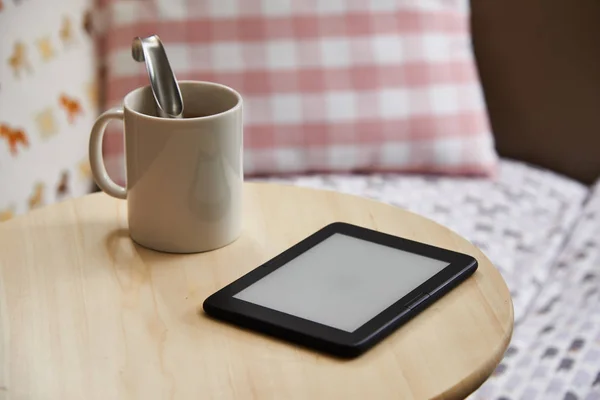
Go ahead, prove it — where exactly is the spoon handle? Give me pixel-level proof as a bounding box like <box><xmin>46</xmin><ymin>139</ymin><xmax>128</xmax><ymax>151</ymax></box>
<box><xmin>132</xmin><ymin>35</ymin><xmax>184</xmax><ymax>118</ymax></box>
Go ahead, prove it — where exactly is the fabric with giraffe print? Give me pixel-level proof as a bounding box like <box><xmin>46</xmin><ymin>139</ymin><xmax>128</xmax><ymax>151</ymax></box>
<box><xmin>0</xmin><ymin>0</ymin><xmax>98</xmax><ymax>220</ymax></box>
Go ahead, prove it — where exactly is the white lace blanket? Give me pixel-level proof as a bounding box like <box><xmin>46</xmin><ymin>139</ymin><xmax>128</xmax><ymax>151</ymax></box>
<box><xmin>255</xmin><ymin>159</ymin><xmax>600</xmax><ymax>399</ymax></box>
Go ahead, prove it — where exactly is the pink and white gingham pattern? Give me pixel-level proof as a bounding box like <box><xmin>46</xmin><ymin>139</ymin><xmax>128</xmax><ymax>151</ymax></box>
<box><xmin>98</xmin><ymin>0</ymin><xmax>497</xmax><ymax>183</ymax></box>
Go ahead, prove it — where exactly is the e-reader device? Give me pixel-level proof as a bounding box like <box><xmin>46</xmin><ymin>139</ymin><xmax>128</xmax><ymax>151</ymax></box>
<box><xmin>203</xmin><ymin>222</ymin><xmax>477</xmax><ymax>358</ymax></box>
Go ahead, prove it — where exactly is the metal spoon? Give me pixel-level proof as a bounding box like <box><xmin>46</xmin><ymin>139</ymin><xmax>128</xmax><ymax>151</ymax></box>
<box><xmin>132</xmin><ymin>35</ymin><xmax>183</xmax><ymax>118</ymax></box>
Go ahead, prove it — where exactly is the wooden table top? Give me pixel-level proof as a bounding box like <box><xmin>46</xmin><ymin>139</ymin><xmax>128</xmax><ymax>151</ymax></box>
<box><xmin>0</xmin><ymin>183</ymin><xmax>513</xmax><ymax>400</ymax></box>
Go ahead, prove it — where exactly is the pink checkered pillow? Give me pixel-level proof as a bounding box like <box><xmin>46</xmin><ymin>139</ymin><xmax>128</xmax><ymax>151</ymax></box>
<box><xmin>99</xmin><ymin>0</ymin><xmax>497</xmax><ymax>182</ymax></box>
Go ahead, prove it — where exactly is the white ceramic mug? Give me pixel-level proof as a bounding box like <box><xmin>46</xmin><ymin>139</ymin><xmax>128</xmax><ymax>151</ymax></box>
<box><xmin>89</xmin><ymin>81</ymin><xmax>243</xmax><ymax>253</ymax></box>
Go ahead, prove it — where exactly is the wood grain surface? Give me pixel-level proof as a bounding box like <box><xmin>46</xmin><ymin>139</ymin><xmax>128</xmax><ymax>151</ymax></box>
<box><xmin>0</xmin><ymin>183</ymin><xmax>513</xmax><ymax>400</ymax></box>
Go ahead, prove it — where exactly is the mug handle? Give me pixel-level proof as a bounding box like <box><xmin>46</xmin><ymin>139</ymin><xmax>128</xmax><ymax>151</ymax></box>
<box><xmin>89</xmin><ymin>107</ymin><xmax>127</xmax><ymax>199</ymax></box>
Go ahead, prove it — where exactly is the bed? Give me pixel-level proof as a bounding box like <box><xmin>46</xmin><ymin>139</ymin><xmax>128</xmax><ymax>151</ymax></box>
<box><xmin>256</xmin><ymin>159</ymin><xmax>599</xmax><ymax>398</ymax></box>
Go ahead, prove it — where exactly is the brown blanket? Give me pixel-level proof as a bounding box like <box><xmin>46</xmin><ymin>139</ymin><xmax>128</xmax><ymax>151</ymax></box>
<box><xmin>471</xmin><ymin>0</ymin><xmax>600</xmax><ymax>184</ymax></box>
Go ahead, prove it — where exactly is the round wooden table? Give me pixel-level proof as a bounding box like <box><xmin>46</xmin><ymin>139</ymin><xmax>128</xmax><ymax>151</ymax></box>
<box><xmin>0</xmin><ymin>183</ymin><xmax>513</xmax><ymax>399</ymax></box>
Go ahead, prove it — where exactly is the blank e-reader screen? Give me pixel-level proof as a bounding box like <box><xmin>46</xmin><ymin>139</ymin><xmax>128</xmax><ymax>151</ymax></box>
<box><xmin>233</xmin><ymin>233</ymin><xmax>449</xmax><ymax>332</ymax></box>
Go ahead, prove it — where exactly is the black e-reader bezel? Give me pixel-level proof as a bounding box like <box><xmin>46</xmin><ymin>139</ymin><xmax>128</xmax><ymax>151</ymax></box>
<box><xmin>203</xmin><ymin>222</ymin><xmax>478</xmax><ymax>358</ymax></box>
